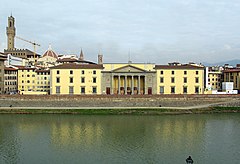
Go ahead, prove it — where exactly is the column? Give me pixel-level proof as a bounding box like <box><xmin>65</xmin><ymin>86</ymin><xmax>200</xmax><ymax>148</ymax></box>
<box><xmin>125</xmin><ymin>76</ymin><xmax>127</xmax><ymax>95</ymax></box>
<box><xmin>144</xmin><ymin>76</ymin><xmax>147</xmax><ymax>95</ymax></box>
<box><xmin>111</xmin><ymin>75</ymin><xmax>114</xmax><ymax>94</ymax></box>
<box><xmin>131</xmin><ymin>76</ymin><xmax>134</xmax><ymax>95</ymax></box>
<box><xmin>138</xmin><ymin>75</ymin><xmax>141</xmax><ymax>94</ymax></box>
<box><xmin>118</xmin><ymin>75</ymin><xmax>120</xmax><ymax>94</ymax></box>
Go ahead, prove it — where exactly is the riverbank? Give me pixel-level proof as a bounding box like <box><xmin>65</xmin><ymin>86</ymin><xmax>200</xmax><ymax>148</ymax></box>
<box><xmin>0</xmin><ymin>94</ymin><xmax>240</xmax><ymax>115</ymax></box>
<box><xmin>0</xmin><ymin>106</ymin><xmax>239</xmax><ymax>115</ymax></box>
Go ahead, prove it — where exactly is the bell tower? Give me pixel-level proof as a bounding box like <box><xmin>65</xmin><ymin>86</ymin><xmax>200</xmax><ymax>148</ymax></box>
<box><xmin>6</xmin><ymin>15</ymin><xmax>16</xmax><ymax>50</ymax></box>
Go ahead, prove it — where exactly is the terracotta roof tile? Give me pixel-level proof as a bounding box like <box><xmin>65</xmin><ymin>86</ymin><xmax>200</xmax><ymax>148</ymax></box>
<box><xmin>154</xmin><ymin>64</ymin><xmax>204</xmax><ymax>70</ymax></box>
<box><xmin>50</xmin><ymin>63</ymin><xmax>104</xmax><ymax>69</ymax></box>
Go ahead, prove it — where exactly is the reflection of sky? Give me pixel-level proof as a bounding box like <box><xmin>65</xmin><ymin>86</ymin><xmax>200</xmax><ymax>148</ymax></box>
<box><xmin>1</xmin><ymin>0</ymin><xmax>240</xmax><ymax>64</ymax></box>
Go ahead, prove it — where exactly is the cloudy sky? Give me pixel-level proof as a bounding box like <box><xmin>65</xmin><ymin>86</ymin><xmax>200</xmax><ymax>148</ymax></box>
<box><xmin>0</xmin><ymin>0</ymin><xmax>240</xmax><ymax>64</ymax></box>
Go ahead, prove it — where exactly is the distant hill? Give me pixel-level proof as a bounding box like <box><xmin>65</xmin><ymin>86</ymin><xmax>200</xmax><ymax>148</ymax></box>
<box><xmin>202</xmin><ymin>59</ymin><xmax>240</xmax><ymax>67</ymax></box>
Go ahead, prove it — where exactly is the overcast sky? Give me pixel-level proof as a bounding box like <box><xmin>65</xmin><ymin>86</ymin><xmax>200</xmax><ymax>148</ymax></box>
<box><xmin>1</xmin><ymin>0</ymin><xmax>240</xmax><ymax>64</ymax></box>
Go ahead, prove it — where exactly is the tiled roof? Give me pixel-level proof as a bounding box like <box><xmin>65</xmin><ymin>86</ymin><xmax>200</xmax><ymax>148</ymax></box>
<box><xmin>154</xmin><ymin>64</ymin><xmax>204</xmax><ymax>70</ymax></box>
<box><xmin>15</xmin><ymin>66</ymin><xmax>36</xmax><ymax>70</ymax></box>
<box><xmin>223</xmin><ymin>69</ymin><xmax>240</xmax><ymax>73</ymax></box>
<box><xmin>50</xmin><ymin>63</ymin><xmax>104</xmax><ymax>69</ymax></box>
<box><xmin>35</xmin><ymin>69</ymin><xmax>50</xmax><ymax>73</ymax></box>
<box><xmin>4</xmin><ymin>67</ymin><xmax>18</xmax><ymax>71</ymax></box>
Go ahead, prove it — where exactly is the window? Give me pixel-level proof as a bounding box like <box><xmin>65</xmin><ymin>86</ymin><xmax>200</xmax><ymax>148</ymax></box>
<box><xmin>70</xmin><ymin>70</ymin><xmax>73</xmax><ymax>74</ymax></box>
<box><xmin>196</xmin><ymin>71</ymin><xmax>199</xmax><ymax>75</ymax></box>
<box><xmin>184</xmin><ymin>71</ymin><xmax>187</xmax><ymax>75</ymax></box>
<box><xmin>160</xmin><ymin>86</ymin><xmax>164</xmax><ymax>94</ymax></box>
<box><xmin>93</xmin><ymin>77</ymin><xmax>96</xmax><ymax>83</ymax></box>
<box><xmin>184</xmin><ymin>77</ymin><xmax>187</xmax><ymax>83</ymax></box>
<box><xmin>82</xmin><ymin>70</ymin><xmax>85</xmax><ymax>74</ymax></box>
<box><xmin>81</xmin><ymin>87</ymin><xmax>85</xmax><ymax>94</ymax></box>
<box><xmin>160</xmin><ymin>77</ymin><xmax>164</xmax><ymax>83</ymax></box>
<box><xmin>93</xmin><ymin>70</ymin><xmax>96</xmax><ymax>74</ymax></box>
<box><xmin>56</xmin><ymin>77</ymin><xmax>60</xmax><ymax>83</ymax></box>
<box><xmin>44</xmin><ymin>77</ymin><xmax>47</xmax><ymax>80</ymax></box>
<box><xmin>195</xmin><ymin>86</ymin><xmax>199</xmax><ymax>94</ymax></box>
<box><xmin>195</xmin><ymin>77</ymin><xmax>199</xmax><ymax>83</ymax></box>
<box><xmin>171</xmin><ymin>77</ymin><xmax>175</xmax><ymax>83</ymax></box>
<box><xmin>171</xmin><ymin>86</ymin><xmax>175</xmax><ymax>94</ymax></box>
<box><xmin>32</xmin><ymin>75</ymin><xmax>35</xmax><ymax>77</ymax></box>
<box><xmin>160</xmin><ymin>71</ymin><xmax>164</xmax><ymax>75</ymax></box>
<box><xmin>69</xmin><ymin>86</ymin><xmax>74</xmax><ymax>94</ymax></box>
<box><xmin>70</xmin><ymin>77</ymin><xmax>73</xmax><ymax>83</ymax></box>
<box><xmin>81</xmin><ymin>77</ymin><xmax>85</xmax><ymax>83</ymax></box>
<box><xmin>27</xmin><ymin>75</ymin><xmax>30</xmax><ymax>77</ymax></box>
<box><xmin>183</xmin><ymin>87</ymin><xmax>187</xmax><ymax>93</ymax></box>
<box><xmin>27</xmin><ymin>80</ymin><xmax>30</xmax><ymax>83</ymax></box>
<box><xmin>57</xmin><ymin>70</ymin><xmax>60</xmax><ymax>74</ymax></box>
<box><xmin>56</xmin><ymin>86</ymin><xmax>60</xmax><ymax>94</ymax></box>
<box><xmin>92</xmin><ymin>87</ymin><xmax>97</xmax><ymax>93</ymax></box>
<box><xmin>172</xmin><ymin>71</ymin><xmax>174</xmax><ymax>75</ymax></box>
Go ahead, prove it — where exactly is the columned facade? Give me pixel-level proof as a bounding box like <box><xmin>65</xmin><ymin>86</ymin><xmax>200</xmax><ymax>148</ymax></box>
<box><xmin>101</xmin><ymin>64</ymin><xmax>157</xmax><ymax>95</ymax></box>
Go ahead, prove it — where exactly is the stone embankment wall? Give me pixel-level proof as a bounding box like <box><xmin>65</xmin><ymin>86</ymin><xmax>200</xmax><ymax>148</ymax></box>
<box><xmin>0</xmin><ymin>95</ymin><xmax>239</xmax><ymax>107</ymax></box>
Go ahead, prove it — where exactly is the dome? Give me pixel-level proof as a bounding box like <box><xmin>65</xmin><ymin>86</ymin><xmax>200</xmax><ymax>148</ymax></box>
<box><xmin>42</xmin><ymin>45</ymin><xmax>58</xmax><ymax>59</ymax></box>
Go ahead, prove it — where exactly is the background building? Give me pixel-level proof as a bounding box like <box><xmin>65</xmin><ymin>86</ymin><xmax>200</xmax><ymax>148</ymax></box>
<box><xmin>205</xmin><ymin>66</ymin><xmax>223</xmax><ymax>93</ymax></box>
<box><xmin>4</xmin><ymin>15</ymin><xmax>40</xmax><ymax>65</ymax></box>
<box><xmin>0</xmin><ymin>54</ymin><xmax>7</xmax><ymax>94</ymax></box>
<box><xmin>4</xmin><ymin>66</ymin><xmax>18</xmax><ymax>94</ymax></box>
<box><xmin>155</xmin><ymin>62</ymin><xmax>205</xmax><ymax>94</ymax></box>
<box><xmin>223</xmin><ymin>65</ymin><xmax>240</xmax><ymax>92</ymax></box>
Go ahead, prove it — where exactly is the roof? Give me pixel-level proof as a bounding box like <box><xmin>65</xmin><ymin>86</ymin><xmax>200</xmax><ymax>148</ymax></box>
<box><xmin>15</xmin><ymin>66</ymin><xmax>36</xmax><ymax>70</ymax></box>
<box><xmin>154</xmin><ymin>64</ymin><xmax>204</xmax><ymax>70</ymax></box>
<box><xmin>56</xmin><ymin>58</ymin><xmax>97</xmax><ymax>64</ymax></box>
<box><xmin>50</xmin><ymin>63</ymin><xmax>104</xmax><ymax>69</ymax></box>
<box><xmin>223</xmin><ymin>69</ymin><xmax>240</xmax><ymax>73</ymax></box>
<box><xmin>112</xmin><ymin>65</ymin><xmax>147</xmax><ymax>72</ymax></box>
<box><xmin>4</xmin><ymin>67</ymin><xmax>18</xmax><ymax>71</ymax></box>
<box><xmin>35</xmin><ymin>69</ymin><xmax>50</xmax><ymax>73</ymax></box>
<box><xmin>42</xmin><ymin>45</ymin><xmax>58</xmax><ymax>59</ymax></box>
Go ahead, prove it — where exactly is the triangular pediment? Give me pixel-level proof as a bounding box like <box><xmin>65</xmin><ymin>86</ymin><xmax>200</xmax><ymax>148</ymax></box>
<box><xmin>112</xmin><ymin>65</ymin><xmax>146</xmax><ymax>73</ymax></box>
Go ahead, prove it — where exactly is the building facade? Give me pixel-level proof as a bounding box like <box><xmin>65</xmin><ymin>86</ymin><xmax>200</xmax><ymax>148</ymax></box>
<box><xmin>35</xmin><ymin>69</ymin><xmax>50</xmax><ymax>94</ymax></box>
<box><xmin>50</xmin><ymin>63</ymin><xmax>103</xmax><ymax>95</ymax></box>
<box><xmin>155</xmin><ymin>63</ymin><xmax>205</xmax><ymax>94</ymax></box>
<box><xmin>0</xmin><ymin>54</ymin><xmax>7</xmax><ymax>94</ymax></box>
<box><xmin>4</xmin><ymin>66</ymin><xmax>18</xmax><ymax>94</ymax></box>
<box><xmin>101</xmin><ymin>63</ymin><xmax>157</xmax><ymax>95</ymax></box>
<box><xmin>223</xmin><ymin>68</ymin><xmax>240</xmax><ymax>91</ymax></box>
<box><xmin>17</xmin><ymin>66</ymin><xmax>36</xmax><ymax>93</ymax></box>
<box><xmin>205</xmin><ymin>66</ymin><xmax>223</xmax><ymax>92</ymax></box>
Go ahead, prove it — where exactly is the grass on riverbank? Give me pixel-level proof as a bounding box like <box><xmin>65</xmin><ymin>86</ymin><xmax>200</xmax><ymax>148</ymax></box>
<box><xmin>0</xmin><ymin>106</ymin><xmax>240</xmax><ymax>115</ymax></box>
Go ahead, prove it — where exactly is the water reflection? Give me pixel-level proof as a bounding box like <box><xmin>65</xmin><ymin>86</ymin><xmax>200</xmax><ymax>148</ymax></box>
<box><xmin>0</xmin><ymin>114</ymin><xmax>239</xmax><ymax>163</ymax></box>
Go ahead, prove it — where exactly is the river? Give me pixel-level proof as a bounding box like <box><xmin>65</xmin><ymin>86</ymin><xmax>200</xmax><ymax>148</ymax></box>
<box><xmin>0</xmin><ymin>113</ymin><xmax>240</xmax><ymax>164</ymax></box>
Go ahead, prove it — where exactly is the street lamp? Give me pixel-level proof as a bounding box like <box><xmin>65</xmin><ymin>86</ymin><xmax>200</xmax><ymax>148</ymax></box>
<box><xmin>186</xmin><ymin>156</ymin><xmax>193</xmax><ymax>164</ymax></box>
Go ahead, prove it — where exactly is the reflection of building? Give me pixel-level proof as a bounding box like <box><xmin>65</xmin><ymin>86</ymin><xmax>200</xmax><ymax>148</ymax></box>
<box><xmin>0</xmin><ymin>54</ymin><xmax>7</xmax><ymax>94</ymax></box>
<box><xmin>155</xmin><ymin>62</ymin><xmax>205</xmax><ymax>94</ymax></box>
<box><xmin>102</xmin><ymin>63</ymin><xmax>156</xmax><ymax>95</ymax></box>
<box><xmin>4</xmin><ymin>66</ymin><xmax>18</xmax><ymax>94</ymax></box>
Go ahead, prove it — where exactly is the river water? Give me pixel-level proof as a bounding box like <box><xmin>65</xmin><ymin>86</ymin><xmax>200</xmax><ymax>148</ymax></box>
<box><xmin>0</xmin><ymin>114</ymin><xmax>240</xmax><ymax>164</ymax></box>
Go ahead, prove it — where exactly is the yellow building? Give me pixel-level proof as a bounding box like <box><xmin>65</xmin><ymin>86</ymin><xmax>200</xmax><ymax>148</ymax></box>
<box><xmin>102</xmin><ymin>63</ymin><xmax>156</xmax><ymax>95</ymax></box>
<box><xmin>50</xmin><ymin>63</ymin><xmax>103</xmax><ymax>95</ymax></box>
<box><xmin>17</xmin><ymin>66</ymin><xmax>50</xmax><ymax>94</ymax></box>
<box><xmin>205</xmin><ymin>66</ymin><xmax>223</xmax><ymax>92</ymax></box>
<box><xmin>35</xmin><ymin>69</ymin><xmax>50</xmax><ymax>94</ymax></box>
<box><xmin>17</xmin><ymin>66</ymin><xmax>36</xmax><ymax>93</ymax></box>
<box><xmin>0</xmin><ymin>54</ymin><xmax>7</xmax><ymax>94</ymax></box>
<box><xmin>155</xmin><ymin>63</ymin><xmax>205</xmax><ymax>94</ymax></box>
